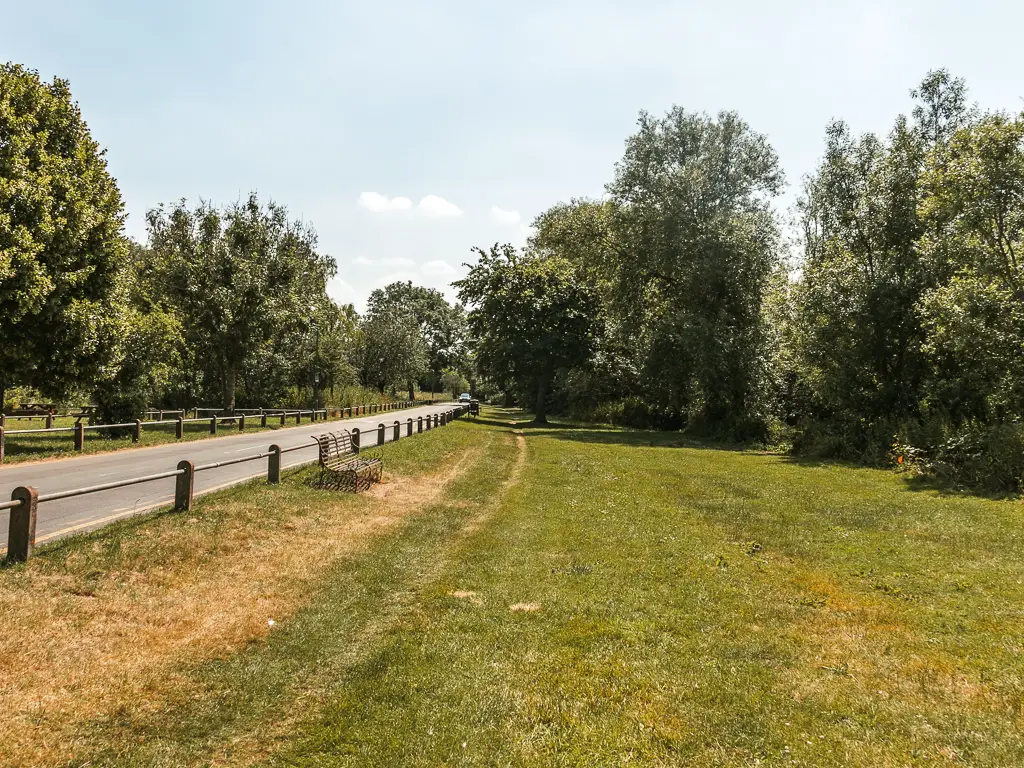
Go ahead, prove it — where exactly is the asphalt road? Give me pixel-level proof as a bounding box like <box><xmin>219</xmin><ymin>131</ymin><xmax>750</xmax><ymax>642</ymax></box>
<box><xmin>0</xmin><ymin>402</ymin><xmax>458</xmax><ymax>546</ymax></box>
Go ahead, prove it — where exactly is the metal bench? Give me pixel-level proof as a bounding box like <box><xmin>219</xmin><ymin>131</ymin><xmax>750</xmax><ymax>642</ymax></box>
<box><xmin>312</xmin><ymin>429</ymin><xmax>382</xmax><ymax>492</ymax></box>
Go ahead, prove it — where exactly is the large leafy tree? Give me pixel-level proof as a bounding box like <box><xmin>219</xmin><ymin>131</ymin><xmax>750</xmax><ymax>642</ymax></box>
<box><xmin>364</xmin><ymin>281</ymin><xmax>468</xmax><ymax>399</ymax></box>
<box><xmin>605</xmin><ymin>107</ymin><xmax>783</xmax><ymax>436</ymax></box>
<box><xmin>455</xmin><ymin>244</ymin><xmax>599</xmax><ymax>423</ymax></box>
<box><xmin>357</xmin><ymin>308</ymin><xmax>427</xmax><ymax>394</ymax></box>
<box><xmin>147</xmin><ymin>194</ymin><xmax>335</xmax><ymax>412</ymax></box>
<box><xmin>92</xmin><ymin>241</ymin><xmax>181</xmax><ymax>423</ymax></box>
<box><xmin>793</xmin><ymin>70</ymin><xmax>972</xmax><ymax>451</ymax></box>
<box><xmin>529</xmin><ymin>199</ymin><xmax>638</xmax><ymax>415</ymax></box>
<box><xmin>916</xmin><ymin>112</ymin><xmax>1024</xmax><ymax>422</ymax></box>
<box><xmin>0</xmin><ymin>62</ymin><xmax>127</xmax><ymax>406</ymax></box>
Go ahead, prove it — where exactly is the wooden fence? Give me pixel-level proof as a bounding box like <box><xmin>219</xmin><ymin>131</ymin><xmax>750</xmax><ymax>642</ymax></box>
<box><xmin>0</xmin><ymin>401</ymin><xmax>439</xmax><ymax>463</ymax></box>
<box><xmin>1</xmin><ymin>405</ymin><xmax>469</xmax><ymax>561</ymax></box>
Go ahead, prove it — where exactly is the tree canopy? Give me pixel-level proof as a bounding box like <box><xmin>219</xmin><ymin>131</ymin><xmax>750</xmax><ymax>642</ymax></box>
<box><xmin>0</xmin><ymin>63</ymin><xmax>127</xmax><ymax>405</ymax></box>
<box><xmin>146</xmin><ymin>194</ymin><xmax>335</xmax><ymax>412</ymax></box>
<box><xmin>455</xmin><ymin>244</ymin><xmax>600</xmax><ymax>423</ymax></box>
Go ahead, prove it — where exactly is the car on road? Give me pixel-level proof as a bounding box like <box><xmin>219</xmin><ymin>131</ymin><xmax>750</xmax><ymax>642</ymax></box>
<box><xmin>459</xmin><ymin>393</ymin><xmax>471</xmax><ymax>402</ymax></box>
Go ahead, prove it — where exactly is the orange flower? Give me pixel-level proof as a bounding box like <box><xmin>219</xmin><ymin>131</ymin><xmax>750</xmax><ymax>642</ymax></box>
<box><xmin>897</xmin><ymin>455</ymin><xmax>904</xmax><ymax>464</ymax></box>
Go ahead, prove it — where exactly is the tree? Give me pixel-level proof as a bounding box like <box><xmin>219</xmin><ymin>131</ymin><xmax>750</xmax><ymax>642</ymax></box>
<box><xmin>364</xmin><ymin>281</ymin><xmax>468</xmax><ymax>399</ymax></box>
<box><xmin>455</xmin><ymin>244</ymin><xmax>599</xmax><ymax>423</ymax></box>
<box><xmin>92</xmin><ymin>241</ymin><xmax>182</xmax><ymax>424</ymax></box>
<box><xmin>0</xmin><ymin>63</ymin><xmax>128</xmax><ymax>406</ymax></box>
<box><xmin>441</xmin><ymin>369</ymin><xmax>469</xmax><ymax>399</ymax></box>
<box><xmin>790</xmin><ymin>72</ymin><xmax>977</xmax><ymax>455</ymax></box>
<box><xmin>794</xmin><ymin>118</ymin><xmax>929</xmax><ymax>434</ymax></box>
<box><xmin>916</xmin><ymin>112</ymin><xmax>1024</xmax><ymax>422</ymax></box>
<box><xmin>357</xmin><ymin>309</ymin><xmax>427</xmax><ymax>394</ymax></box>
<box><xmin>147</xmin><ymin>194</ymin><xmax>335</xmax><ymax>412</ymax></box>
<box><xmin>605</xmin><ymin>107</ymin><xmax>784</xmax><ymax>436</ymax></box>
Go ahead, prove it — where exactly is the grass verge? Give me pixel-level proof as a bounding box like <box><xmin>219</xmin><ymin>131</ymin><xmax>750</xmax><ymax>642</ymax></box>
<box><xmin>0</xmin><ymin>416</ymin><xmax>496</xmax><ymax>766</ymax></box>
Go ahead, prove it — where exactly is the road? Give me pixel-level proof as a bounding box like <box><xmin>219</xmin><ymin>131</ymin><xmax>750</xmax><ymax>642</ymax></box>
<box><xmin>0</xmin><ymin>403</ymin><xmax>458</xmax><ymax>546</ymax></box>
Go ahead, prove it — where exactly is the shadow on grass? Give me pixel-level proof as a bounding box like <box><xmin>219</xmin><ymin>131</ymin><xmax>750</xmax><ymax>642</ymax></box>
<box><xmin>479</xmin><ymin>408</ymin><xmax>772</xmax><ymax>455</ymax></box>
<box><xmin>896</xmin><ymin>469</ymin><xmax>1019</xmax><ymax>500</ymax></box>
<box><xmin>485</xmin><ymin>409</ymin><xmax>1020</xmax><ymax>502</ymax></box>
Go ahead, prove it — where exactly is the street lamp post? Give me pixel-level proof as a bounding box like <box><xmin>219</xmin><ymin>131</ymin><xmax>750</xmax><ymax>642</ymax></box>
<box><xmin>312</xmin><ymin>319</ymin><xmax>320</xmax><ymax>415</ymax></box>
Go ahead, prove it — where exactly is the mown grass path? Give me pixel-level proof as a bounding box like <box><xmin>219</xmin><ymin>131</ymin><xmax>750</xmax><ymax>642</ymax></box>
<box><xmin>3</xmin><ymin>410</ymin><xmax>1022</xmax><ymax>766</ymax></box>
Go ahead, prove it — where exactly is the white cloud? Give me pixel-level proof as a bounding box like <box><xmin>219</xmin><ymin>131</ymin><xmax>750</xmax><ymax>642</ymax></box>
<box><xmin>418</xmin><ymin>195</ymin><xmax>462</xmax><ymax>218</ymax></box>
<box><xmin>491</xmin><ymin>205</ymin><xmax>521</xmax><ymax>224</ymax></box>
<box><xmin>421</xmin><ymin>259</ymin><xmax>458</xmax><ymax>278</ymax></box>
<box><xmin>351</xmin><ymin>255</ymin><xmax>373</xmax><ymax>265</ymax></box>
<box><xmin>380</xmin><ymin>256</ymin><xmax>415</xmax><ymax>267</ymax></box>
<box><xmin>359</xmin><ymin>192</ymin><xmax>412</xmax><ymax>212</ymax></box>
<box><xmin>326</xmin><ymin>276</ymin><xmax>358</xmax><ymax>306</ymax></box>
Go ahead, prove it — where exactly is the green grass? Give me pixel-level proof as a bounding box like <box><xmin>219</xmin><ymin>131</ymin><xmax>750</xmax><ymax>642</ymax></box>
<box><xmin>8</xmin><ymin>410</ymin><xmax>1024</xmax><ymax>766</ymax></box>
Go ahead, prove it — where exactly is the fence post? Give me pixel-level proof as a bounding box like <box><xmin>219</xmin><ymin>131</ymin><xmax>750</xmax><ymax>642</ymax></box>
<box><xmin>417</xmin><ymin>416</ymin><xmax>423</xmax><ymax>433</ymax></box>
<box><xmin>261</xmin><ymin>412</ymin><xmax>267</xmax><ymax>428</ymax></box>
<box><xmin>6</xmin><ymin>486</ymin><xmax>38</xmax><ymax>562</ymax></box>
<box><xmin>0</xmin><ymin>426</ymin><xmax>4</xmax><ymax>463</ymax></box>
<box><xmin>351</xmin><ymin>427</ymin><xmax>361</xmax><ymax>453</ymax></box>
<box><xmin>238</xmin><ymin>413</ymin><xmax>245</xmax><ymax>432</ymax></box>
<box><xmin>268</xmin><ymin>444</ymin><xmax>281</xmax><ymax>484</ymax></box>
<box><xmin>377</xmin><ymin>423</ymin><xmax>385</xmax><ymax>445</ymax></box>
<box><xmin>46</xmin><ymin>411</ymin><xmax>53</xmax><ymax>429</ymax></box>
<box><xmin>174</xmin><ymin>460</ymin><xmax>194</xmax><ymax>511</ymax></box>
<box><xmin>176</xmin><ymin>416</ymin><xmax>184</xmax><ymax>439</ymax></box>
<box><xmin>434</xmin><ymin>414</ymin><xmax>440</xmax><ymax>428</ymax></box>
<box><xmin>280</xmin><ymin>411</ymin><xmax>286</xmax><ymax>426</ymax></box>
<box><xmin>407</xmin><ymin>418</ymin><xmax>413</xmax><ymax>437</ymax></box>
<box><xmin>210</xmin><ymin>417</ymin><xmax>217</xmax><ymax>435</ymax></box>
<box><xmin>133</xmin><ymin>419</ymin><xmax>142</xmax><ymax>443</ymax></box>
<box><xmin>74</xmin><ymin>421</ymin><xmax>85</xmax><ymax>451</ymax></box>
<box><xmin>295</xmin><ymin>411</ymin><xmax>301</xmax><ymax>425</ymax></box>
<box><xmin>393</xmin><ymin>420</ymin><xmax>400</xmax><ymax>441</ymax></box>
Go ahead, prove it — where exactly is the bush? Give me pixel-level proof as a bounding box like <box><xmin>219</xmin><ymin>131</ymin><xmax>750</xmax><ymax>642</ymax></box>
<box><xmin>583</xmin><ymin>397</ymin><xmax>683</xmax><ymax>430</ymax></box>
<box><xmin>926</xmin><ymin>422</ymin><xmax>1024</xmax><ymax>492</ymax></box>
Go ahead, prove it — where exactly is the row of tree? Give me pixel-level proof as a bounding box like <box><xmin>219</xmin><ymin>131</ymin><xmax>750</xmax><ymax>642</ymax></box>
<box><xmin>0</xmin><ymin>63</ymin><xmax>471</xmax><ymax>422</ymax></box>
<box><xmin>458</xmin><ymin>70</ymin><xmax>1024</xmax><ymax>490</ymax></box>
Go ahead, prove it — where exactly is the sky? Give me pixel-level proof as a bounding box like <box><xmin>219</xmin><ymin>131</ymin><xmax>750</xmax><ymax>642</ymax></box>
<box><xmin>3</xmin><ymin>0</ymin><xmax>1023</xmax><ymax>310</ymax></box>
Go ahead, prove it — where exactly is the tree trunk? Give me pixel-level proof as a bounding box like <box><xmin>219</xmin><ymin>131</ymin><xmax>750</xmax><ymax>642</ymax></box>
<box><xmin>0</xmin><ymin>377</ymin><xmax>6</xmax><ymax>414</ymax></box>
<box><xmin>534</xmin><ymin>375</ymin><xmax>549</xmax><ymax>424</ymax></box>
<box><xmin>223</xmin><ymin>362</ymin><xmax>237</xmax><ymax>414</ymax></box>
<box><xmin>408</xmin><ymin>380</ymin><xmax>415</xmax><ymax>402</ymax></box>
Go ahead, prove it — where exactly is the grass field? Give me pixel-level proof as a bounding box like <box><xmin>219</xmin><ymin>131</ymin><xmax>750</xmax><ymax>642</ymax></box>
<box><xmin>1</xmin><ymin>409</ymin><xmax>1021</xmax><ymax>766</ymax></box>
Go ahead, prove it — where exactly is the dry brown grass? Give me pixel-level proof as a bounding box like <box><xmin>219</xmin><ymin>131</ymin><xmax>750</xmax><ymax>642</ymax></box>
<box><xmin>508</xmin><ymin>602</ymin><xmax>541</xmax><ymax>613</ymax></box>
<box><xmin>782</xmin><ymin>564</ymin><xmax>1010</xmax><ymax>718</ymax></box>
<box><xmin>0</xmin><ymin>447</ymin><xmax>482</xmax><ymax>768</ymax></box>
<box><xmin>203</xmin><ymin>431</ymin><xmax>526</xmax><ymax>768</ymax></box>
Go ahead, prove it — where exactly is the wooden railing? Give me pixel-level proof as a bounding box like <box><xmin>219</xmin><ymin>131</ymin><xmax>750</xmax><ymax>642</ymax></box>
<box><xmin>0</xmin><ymin>401</ymin><xmax>441</xmax><ymax>463</ymax></box>
<box><xmin>2</xmin><ymin>405</ymin><xmax>469</xmax><ymax>561</ymax></box>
